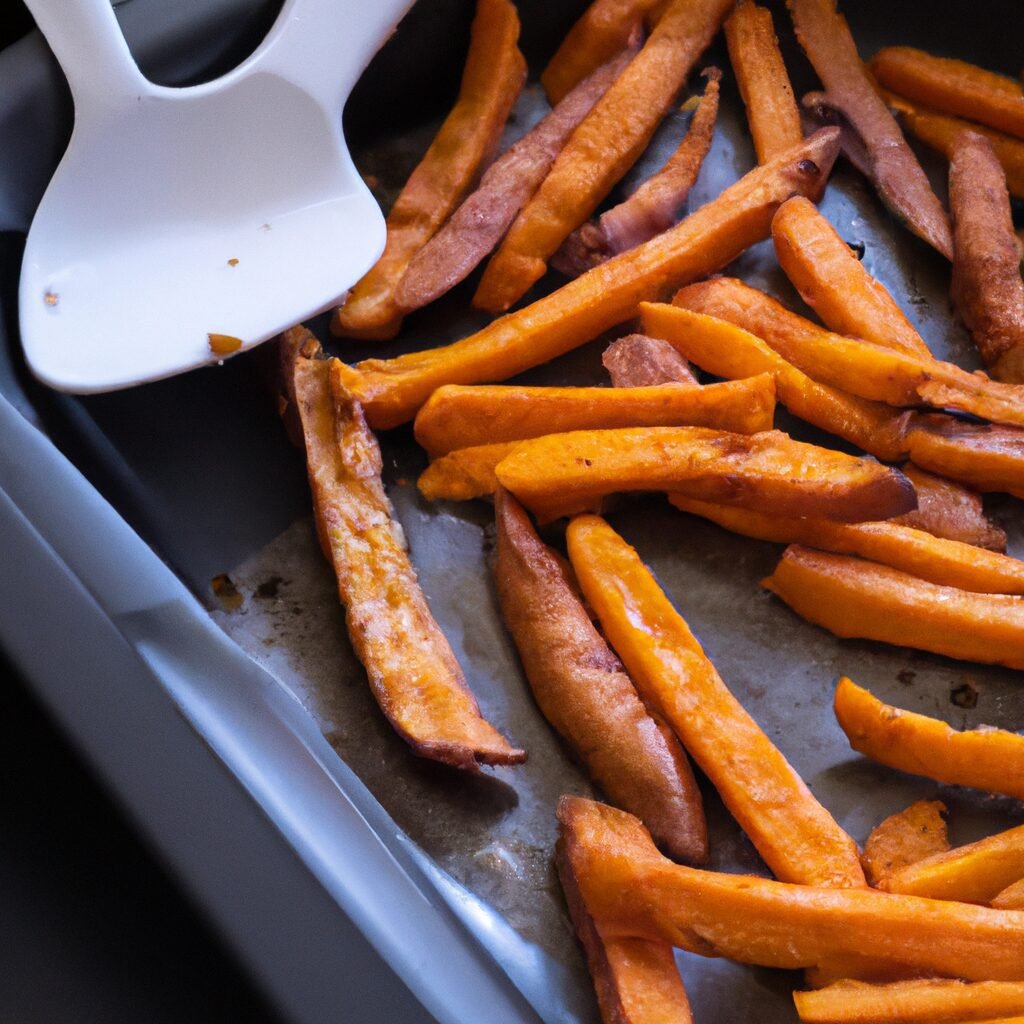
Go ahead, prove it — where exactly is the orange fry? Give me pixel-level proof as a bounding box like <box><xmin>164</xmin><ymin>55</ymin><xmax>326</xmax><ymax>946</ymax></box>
<box><xmin>993</xmin><ymin>880</ymin><xmax>1024</xmax><ymax>911</ymax></box>
<box><xmin>474</xmin><ymin>0</ymin><xmax>733</xmax><ymax>313</ymax></box>
<box><xmin>337</xmin><ymin>130</ymin><xmax>840</xmax><ymax>429</ymax></box>
<box><xmin>724</xmin><ymin>0</ymin><xmax>802</xmax><ymax>162</ymax></box>
<box><xmin>870</xmin><ymin>47</ymin><xmax>1024</xmax><ymax>141</ymax></box>
<box><xmin>861</xmin><ymin>801</ymin><xmax>949</xmax><ymax>888</ymax></box>
<box><xmin>771</xmin><ymin>196</ymin><xmax>931</xmax><ymax>357</ymax></box>
<box><xmin>566</xmin><ymin>517</ymin><xmax>866</xmax><ymax>887</ymax></box>
<box><xmin>332</xmin><ymin>0</ymin><xmax>525</xmax><ymax>339</ymax></box>
<box><xmin>417</xmin><ymin>441</ymin><xmax>521</xmax><ymax>503</ymax></box>
<box><xmin>834</xmin><ymin>677</ymin><xmax>1024</xmax><ymax>800</ymax></box>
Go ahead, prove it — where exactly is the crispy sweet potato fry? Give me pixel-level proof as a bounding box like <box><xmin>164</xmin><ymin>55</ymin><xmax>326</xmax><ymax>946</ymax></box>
<box><xmin>414</xmin><ymin>375</ymin><xmax>775</xmax><ymax>457</ymax></box>
<box><xmin>337</xmin><ymin>131</ymin><xmax>840</xmax><ymax>429</ymax></box>
<box><xmin>672</xmin><ymin>277</ymin><xmax>1024</xmax><ymax>429</ymax></box>
<box><xmin>993</xmin><ymin>879</ymin><xmax>1024</xmax><ymax>911</ymax></box>
<box><xmin>643</xmin><ymin>301</ymin><xmax>910</xmax><ymax>460</ymax></box>
<box><xmin>666</xmin><ymin>497</ymin><xmax>1024</xmax><ymax>595</ymax></box>
<box><xmin>603</xmin><ymin>333</ymin><xmax>697</xmax><ymax>387</ymax></box>
<box><xmin>765</xmin><ymin>549</ymin><xmax>1024</xmax><ymax>668</ymax></box>
<box><xmin>290</xmin><ymin>346</ymin><xmax>524</xmax><ymax>770</ymax></box>
<box><xmin>395</xmin><ymin>49</ymin><xmax>635</xmax><ymax>314</ymax></box>
<box><xmin>553</xmin><ymin>69</ymin><xmax>721</xmax><ymax>276</ymax></box>
<box><xmin>473</xmin><ymin>0</ymin><xmax>734</xmax><ymax>313</ymax></box>
<box><xmin>559</xmin><ymin>796</ymin><xmax>1024</xmax><ymax>980</ymax></box>
<box><xmin>494</xmin><ymin>490</ymin><xmax>707</xmax><ymax>863</ymax></box>
<box><xmin>883</xmin><ymin>89</ymin><xmax>1024</xmax><ymax>200</ymax></box>
<box><xmin>950</xmin><ymin>132</ymin><xmax>1024</xmax><ymax>384</ymax></box>
<box><xmin>332</xmin><ymin>0</ymin><xmax>526</xmax><ymax>340</ymax></box>
<box><xmin>861</xmin><ymin>801</ymin><xmax>949</xmax><ymax>888</ymax></box>
<box><xmin>891</xmin><ymin>464</ymin><xmax>1006</xmax><ymax>552</ymax></box>
<box><xmin>880</xmin><ymin>823</ymin><xmax>1024</xmax><ymax>904</ymax></box>
<box><xmin>541</xmin><ymin>0</ymin><xmax>663</xmax><ymax>105</ymax></box>
<box><xmin>496</xmin><ymin>427</ymin><xmax>915</xmax><ymax>524</ymax></box>
<box><xmin>835</xmin><ymin>677</ymin><xmax>1024</xmax><ymax>800</ymax></box>
<box><xmin>566</xmin><ymin>517</ymin><xmax>866</xmax><ymax>887</ymax></box>
<box><xmin>771</xmin><ymin>196</ymin><xmax>931</xmax><ymax>357</ymax></box>
<box><xmin>870</xmin><ymin>47</ymin><xmax>1024</xmax><ymax>141</ymax></box>
<box><xmin>787</xmin><ymin>0</ymin><xmax>952</xmax><ymax>258</ymax></box>
<box><xmin>724</xmin><ymin>0</ymin><xmax>802</xmax><ymax>163</ymax></box>
<box><xmin>794</xmin><ymin>978</ymin><xmax>1024</xmax><ymax>1023</ymax></box>
<box><xmin>417</xmin><ymin>441</ymin><xmax>521</xmax><ymax>502</ymax></box>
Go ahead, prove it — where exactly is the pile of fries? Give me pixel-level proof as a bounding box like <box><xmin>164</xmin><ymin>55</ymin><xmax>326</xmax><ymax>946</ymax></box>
<box><xmin>270</xmin><ymin>0</ymin><xmax>1024</xmax><ymax>1017</ymax></box>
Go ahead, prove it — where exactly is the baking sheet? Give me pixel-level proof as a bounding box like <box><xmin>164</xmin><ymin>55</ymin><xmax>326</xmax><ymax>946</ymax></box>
<box><xmin>21</xmin><ymin>0</ymin><xmax>1024</xmax><ymax>1021</ymax></box>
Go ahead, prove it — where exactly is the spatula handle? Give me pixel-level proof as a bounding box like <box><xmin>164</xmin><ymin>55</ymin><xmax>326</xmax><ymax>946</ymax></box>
<box><xmin>24</xmin><ymin>0</ymin><xmax>147</xmax><ymax>107</ymax></box>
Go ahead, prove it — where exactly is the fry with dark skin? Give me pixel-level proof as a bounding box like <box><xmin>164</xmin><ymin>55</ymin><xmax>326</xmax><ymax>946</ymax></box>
<box><xmin>861</xmin><ymin>801</ymin><xmax>949</xmax><ymax>889</ymax></box>
<box><xmin>289</xmin><ymin>339</ymin><xmax>524</xmax><ymax>770</ymax></box>
<box><xmin>602</xmin><ymin>333</ymin><xmax>696</xmax><ymax>386</ymax></box>
<box><xmin>786</xmin><ymin>0</ymin><xmax>952</xmax><ymax>259</ymax></box>
<box><xmin>494</xmin><ymin>489</ymin><xmax>707</xmax><ymax>863</ymax></box>
<box><xmin>834</xmin><ymin>677</ymin><xmax>1024</xmax><ymax>801</ymax></box>
<box><xmin>950</xmin><ymin>131</ymin><xmax>1024</xmax><ymax>383</ymax></box>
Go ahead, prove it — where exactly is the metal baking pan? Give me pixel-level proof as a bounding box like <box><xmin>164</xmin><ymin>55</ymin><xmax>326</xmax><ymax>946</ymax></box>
<box><xmin>0</xmin><ymin>2</ymin><xmax>1021</xmax><ymax>1022</ymax></box>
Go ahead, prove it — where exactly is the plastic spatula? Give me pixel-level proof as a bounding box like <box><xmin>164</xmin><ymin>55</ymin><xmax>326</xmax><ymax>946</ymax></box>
<box><xmin>19</xmin><ymin>0</ymin><xmax>410</xmax><ymax>394</ymax></box>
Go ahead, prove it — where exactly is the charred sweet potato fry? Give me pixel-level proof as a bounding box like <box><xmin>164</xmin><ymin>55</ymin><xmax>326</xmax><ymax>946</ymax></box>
<box><xmin>993</xmin><ymin>880</ymin><xmax>1024</xmax><ymax>911</ymax></box>
<box><xmin>724</xmin><ymin>0</ymin><xmax>802</xmax><ymax>163</ymax></box>
<box><xmin>861</xmin><ymin>801</ymin><xmax>949</xmax><ymax>889</ymax></box>
<box><xmin>332</xmin><ymin>0</ymin><xmax>526</xmax><ymax>340</ymax></box>
<box><xmin>793</xmin><ymin>978</ymin><xmax>1024</xmax><ymax>1023</ymax></box>
<box><xmin>835</xmin><ymin>677</ymin><xmax>1024</xmax><ymax>800</ymax></box>
<box><xmin>950</xmin><ymin>132</ymin><xmax>1024</xmax><ymax>384</ymax></box>
<box><xmin>494</xmin><ymin>490</ymin><xmax>707</xmax><ymax>863</ymax></box>
<box><xmin>602</xmin><ymin>333</ymin><xmax>697</xmax><ymax>386</ymax></box>
<box><xmin>643</xmin><ymin>301</ymin><xmax>910</xmax><ymax>460</ymax></box>
<box><xmin>566</xmin><ymin>517</ymin><xmax>866</xmax><ymax>887</ymax></box>
<box><xmin>765</xmin><ymin>550</ymin><xmax>1024</xmax><ymax>668</ymax></box>
<box><xmin>473</xmin><ymin>0</ymin><xmax>734</xmax><ymax>313</ymax></box>
<box><xmin>414</xmin><ymin>375</ymin><xmax>775</xmax><ymax>458</ymax></box>
<box><xmin>290</xmin><ymin>346</ymin><xmax>524</xmax><ymax>770</ymax></box>
<box><xmin>870</xmin><ymin>47</ymin><xmax>1024</xmax><ymax>141</ymax></box>
<box><xmin>395</xmin><ymin>49</ymin><xmax>634</xmax><ymax>314</ymax></box>
<box><xmin>496</xmin><ymin>427</ymin><xmax>915</xmax><ymax>524</ymax></box>
<box><xmin>417</xmin><ymin>441</ymin><xmax>521</xmax><ymax>503</ymax></box>
<box><xmin>559</xmin><ymin>796</ymin><xmax>1024</xmax><ymax>981</ymax></box>
<box><xmin>666</xmin><ymin>497</ymin><xmax>1024</xmax><ymax>595</ymax></box>
<box><xmin>553</xmin><ymin>69</ymin><xmax>721</xmax><ymax>276</ymax></box>
<box><xmin>771</xmin><ymin>197</ymin><xmax>931</xmax><ymax>357</ymax></box>
<box><xmin>787</xmin><ymin>0</ymin><xmax>952</xmax><ymax>258</ymax></box>
<box><xmin>336</xmin><ymin>130</ymin><xmax>840</xmax><ymax>429</ymax></box>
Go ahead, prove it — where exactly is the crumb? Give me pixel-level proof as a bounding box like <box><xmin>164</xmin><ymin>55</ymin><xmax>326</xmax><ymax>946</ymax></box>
<box><xmin>227</xmin><ymin>258</ymin><xmax>239</xmax><ymax>267</ymax></box>
<box><xmin>211</xmin><ymin>574</ymin><xmax>244</xmax><ymax>611</ymax></box>
<box><xmin>44</xmin><ymin>291</ymin><xmax>58</xmax><ymax>307</ymax></box>
<box><xmin>208</xmin><ymin>333</ymin><xmax>243</xmax><ymax>355</ymax></box>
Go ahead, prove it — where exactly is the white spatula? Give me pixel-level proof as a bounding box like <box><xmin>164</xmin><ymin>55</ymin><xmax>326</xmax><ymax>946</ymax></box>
<box><xmin>19</xmin><ymin>0</ymin><xmax>410</xmax><ymax>393</ymax></box>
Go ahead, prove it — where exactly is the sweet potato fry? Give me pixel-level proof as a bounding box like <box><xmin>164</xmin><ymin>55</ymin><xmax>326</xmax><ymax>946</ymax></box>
<box><xmin>834</xmin><ymin>677</ymin><xmax>1024</xmax><ymax>800</ymax></box>
<box><xmin>417</xmin><ymin>441</ymin><xmax>521</xmax><ymax>503</ymax></box>
<box><xmin>672</xmin><ymin>277</ymin><xmax>1024</xmax><ymax>429</ymax></box>
<box><xmin>880</xmin><ymin>823</ymin><xmax>1024</xmax><ymax>905</ymax></box>
<box><xmin>414</xmin><ymin>374</ymin><xmax>775</xmax><ymax>457</ymax></box>
<box><xmin>559</xmin><ymin>796</ymin><xmax>1024</xmax><ymax>980</ymax></box>
<box><xmin>494</xmin><ymin>490</ymin><xmax>707</xmax><ymax>863</ymax></box>
<box><xmin>870</xmin><ymin>47</ymin><xmax>1024</xmax><ymax>141</ymax></box>
<box><xmin>891</xmin><ymin>464</ymin><xmax>1006</xmax><ymax>552</ymax></box>
<box><xmin>602</xmin><ymin>333</ymin><xmax>697</xmax><ymax>387</ymax></box>
<box><xmin>771</xmin><ymin>196</ymin><xmax>931</xmax><ymax>357</ymax></box>
<box><xmin>473</xmin><ymin>0</ymin><xmax>734</xmax><ymax>313</ymax></box>
<box><xmin>993</xmin><ymin>879</ymin><xmax>1024</xmax><ymax>911</ymax></box>
<box><xmin>553</xmin><ymin>69</ymin><xmax>721</xmax><ymax>276</ymax></box>
<box><xmin>332</xmin><ymin>0</ymin><xmax>526</xmax><ymax>340</ymax></box>
<box><xmin>786</xmin><ymin>0</ymin><xmax>952</xmax><ymax>258</ymax></box>
<box><xmin>861</xmin><ymin>801</ymin><xmax>949</xmax><ymax>888</ymax></box>
<box><xmin>905</xmin><ymin>415</ymin><xmax>1024</xmax><ymax>500</ymax></box>
<box><xmin>290</xmin><ymin>345</ymin><xmax>524</xmax><ymax>770</ymax></box>
<box><xmin>496</xmin><ymin>427</ymin><xmax>915</xmax><ymax>524</ymax></box>
<box><xmin>541</xmin><ymin>0</ymin><xmax>663</xmax><ymax>105</ymax></box>
<box><xmin>566</xmin><ymin>517</ymin><xmax>866</xmax><ymax>887</ymax></box>
<box><xmin>395</xmin><ymin>49</ymin><xmax>635</xmax><ymax>314</ymax></box>
<box><xmin>336</xmin><ymin>130</ymin><xmax>840</xmax><ymax>429</ymax></box>
<box><xmin>666</xmin><ymin>497</ymin><xmax>1024</xmax><ymax>595</ymax></box>
<box><xmin>883</xmin><ymin>89</ymin><xmax>1024</xmax><ymax>200</ymax></box>
<box><xmin>643</xmin><ymin>300</ymin><xmax>910</xmax><ymax>461</ymax></box>
<box><xmin>765</xmin><ymin>549</ymin><xmax>1024</xmax><ymax>668</ymax></box>
<box><xmin>950</xmin><ymin>132</ymin><xmax>1024</xmax><ymax>384</ymax></box>
<box><xmin>794</xmin><ymin>978</ymin><xmax>1024</xmax><ymax>1023</ymax></box>
<box><xmin>724</xmin><ymin>0</ymin><xmax>802</xmax><ymax>163</ymax></box>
